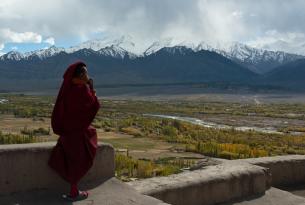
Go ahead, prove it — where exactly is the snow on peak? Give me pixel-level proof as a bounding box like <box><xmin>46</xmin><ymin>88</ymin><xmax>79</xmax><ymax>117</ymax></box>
<box><xmin>158</xmin><ymin>46</ymin><xmax>193</xmax><ymax>55</ymax></box>
<box><xmin>24</xmin><ymin>46</ymin><xmax>65</xmax><ymax>59</ymax></box>
<box><xmin>0</xmin><ymin>36</ymin><xmax>303</xmax><ymax>70</ymax></box>
<box><xmin>0</xmin><ymin>35</ymin><xmax>139</xmax><ymax>61</ymax></box>
<box><xmin>66</xmin><ymin>35</ymin><xmax>138</xmax><ymax>56</ymax></box>
<box><xmin>144</xmin><ymin>38</ymin><xmax>174</xmax><ymax>56</ymax></box>
<box><xmin>220</xmin><ymin>42</ymin><xmax>304</xmax><ymax>63</ymax></box>
<box><xmin>0</xmin><ymin>51</ymin><xmax>24</xmax><ymax>61</ymax></box>
<box><xmin>98</xmin><ymin>45</ymin><xmax>136</xmax><ymax>59</ymax></box>
<box><xmin>195</xmin><ymin>42</ymin><xmax>216</xmax><ymax>52</ymax></box>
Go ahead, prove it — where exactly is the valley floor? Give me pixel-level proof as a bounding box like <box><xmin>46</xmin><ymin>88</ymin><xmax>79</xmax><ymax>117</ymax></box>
<box><xmin>1</xmin><ymin>93</ymin><xmax>305</xmax><ymax>180</ymax></box>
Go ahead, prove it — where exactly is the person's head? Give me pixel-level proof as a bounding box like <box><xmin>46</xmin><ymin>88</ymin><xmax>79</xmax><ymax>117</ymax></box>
<box><xmin>73</xmin><ymin>62</ymin><xmax>89</xmax><ymax>83</ymax></box>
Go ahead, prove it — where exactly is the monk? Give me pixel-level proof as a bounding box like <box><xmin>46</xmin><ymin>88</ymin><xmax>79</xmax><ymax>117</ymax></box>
<box><xmin>48</xmin><ymin>61</ymin><xmax>100</xmax><ymax>201</ymax></box>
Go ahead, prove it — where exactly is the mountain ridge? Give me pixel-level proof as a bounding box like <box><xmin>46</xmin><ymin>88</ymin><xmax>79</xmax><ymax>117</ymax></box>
<box><xmin>1</xmin><ymin>37</ymin><xmax>304</xmax><ymax>74</ymax></box>
<box><xmin>0</xmin><ymin>37</ymin><xmax>304</xmax><ymax>92</ymax></box>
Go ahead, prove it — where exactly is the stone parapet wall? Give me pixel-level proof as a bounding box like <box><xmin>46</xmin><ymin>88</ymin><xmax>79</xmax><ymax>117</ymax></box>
<box><xmin>0</xmin><ymin>142</ymin><xmax>115</xmax><ymax>195</ymax></box>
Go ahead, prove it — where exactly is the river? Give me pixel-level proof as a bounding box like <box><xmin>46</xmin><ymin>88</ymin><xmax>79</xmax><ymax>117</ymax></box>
<box><xmin>143</xmin><ymin>114</ymin><xmax>283</xmax><ymax>135</ymax></box>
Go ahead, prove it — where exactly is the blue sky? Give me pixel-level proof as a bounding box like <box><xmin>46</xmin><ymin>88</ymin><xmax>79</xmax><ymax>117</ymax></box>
<box><xmin>3</xmin><ymin>42</ymin><xmax>53</xmax><ymax>53</ymax></box>
<box><xmin>2</xmin><ymin>37</ymin><xmax>83</xmax><ymax>53</ymax></box>
<box><xmin>0</xmin><ymin>30</ymin><xmax>106</xmax><ymax>53</ymax></box>
<box><xmin>1</xmin><ymin>0</ymin><xmax>305</xmax><ymax>55</ymax></box>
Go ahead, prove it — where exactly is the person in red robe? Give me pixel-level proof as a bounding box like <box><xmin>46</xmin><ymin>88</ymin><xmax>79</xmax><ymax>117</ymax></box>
<box><xmin>48</xmin><ymin>61</ymin><xmax>100</xmax><ymax>201</ymax></box>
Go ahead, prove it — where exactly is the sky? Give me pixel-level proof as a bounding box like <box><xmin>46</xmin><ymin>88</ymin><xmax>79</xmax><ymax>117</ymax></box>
<box><xmin>0</xmin><ymin>0</ymin><xmax>305</xmax><ymax>55</ymax></box>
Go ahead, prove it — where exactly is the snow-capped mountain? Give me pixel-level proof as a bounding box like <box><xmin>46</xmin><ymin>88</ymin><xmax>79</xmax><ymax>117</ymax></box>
<box><xmin>0</xmin><ymin>51</ymin><xmax>24</xmax><ymax>61</ymax></box>
<box><xmin>97</xmin><ymin>45</ymin><xmax>137</xmax><ymax>59</ymax></box>
<box><xmin>216</xmin><ymin>42</ymin><xmax>305</xmax><ymax>73</ymax></box>
<box><xmin>144</xmin><ymin>38</ymin><xmax>199</xmax><ymax>56</ymax></box>
<box><xmin>0</xmin><ymin>46</ymin><xmax>65</xmax><ymax>61</ymax></box>
<box><xmin>24</xmin><ymin>46</ymin><xmax>65</xmax><ymax>59</ymax></box>
<box><xmin>0</xmin><ymin>35</ymin><xmax>139</xmax><ymax>60</ymax></box>
<box><xmin>1</xmin><ymin>36</ymin><xmax>304</xmax><ymax>74</ymax></box>
<box><xmin>1</xmin><ymin>36</ymin><xmax>305</xmax><ymax>92</ymax></box>
<box><xmin>150</xmin><ymin>46</ymin><xmax>194</xmax><ymax>56</ymax></box>
<box><xmin>144</xmin><ymin>38</ymin><xmax>174</xmax><ymax>56</ymax></box>
<box><xmin>142</xmin><ymin>40</ymin><xmax>305</xmax><ymax>73</ymax></box>
<box><xmin>216</xmin><ymin>42</ymin><xmax>301</xmax><ymax>64</ymax></box>
<box><xmin>66</xmin><ymin>35</ymin><xmax>138</xmax><ymax>55</ymax></box>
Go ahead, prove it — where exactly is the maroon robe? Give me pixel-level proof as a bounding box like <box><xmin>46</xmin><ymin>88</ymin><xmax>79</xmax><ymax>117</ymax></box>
<box><xmin>48</xmin><ymin>61</ymin><xmax>100</xmax><ymax>184</ymax></box>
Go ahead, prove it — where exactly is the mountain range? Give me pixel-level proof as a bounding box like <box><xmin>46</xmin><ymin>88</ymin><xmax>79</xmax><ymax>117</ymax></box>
<box><xmin>0</xmin><ymin>36</ymin><xmax>304</xmax><ymax>93</ymax></box>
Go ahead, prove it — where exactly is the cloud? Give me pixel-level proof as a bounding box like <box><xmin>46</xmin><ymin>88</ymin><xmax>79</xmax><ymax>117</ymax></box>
<box><xmin>231</xmin><ymin>11</ymin><xmax>243</xmax><ymax>18</ymax></box>
<box><xmin>0</xmin><ymin>0</ymin><xmax>22</xmax><ymax>20</ymax></box>
<box><xmin>44</xmin><ymin>37</ymin><xmax>55</xmax><ymax>45</ymax></box>
<box><xmin>247</xmin><ymin>30</ymin><xmax>305</xmax><ymax>55</ymax></box>
<box><xmin>0</xmin><ymin>28</ymin><xmax>42</xmax><ymax>44</ymax></box>
<box><xmin>0</xmin><ymin>42</ymin><xmax>4</xmax><ymax>56</ymax></box>
<box><xmin>0</xmin><ymin>0</ymin><xmax>305</xmax><ymax>53</ymax></box>
<box><xmin>248</xmin><ymin>30</ymin><xmax>305</xmax><ymax>46</ymax></box>
<box><xmin>0</xmin><ymin>28</ymin><xmax>42</xmax><ymax>53</ymax></box>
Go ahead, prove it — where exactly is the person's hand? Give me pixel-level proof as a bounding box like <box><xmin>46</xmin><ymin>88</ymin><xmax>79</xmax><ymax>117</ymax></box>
<box><xmin>88</xmin><ymin>78</ymin><xmax>94</xmax><ymax>90</ymax></box>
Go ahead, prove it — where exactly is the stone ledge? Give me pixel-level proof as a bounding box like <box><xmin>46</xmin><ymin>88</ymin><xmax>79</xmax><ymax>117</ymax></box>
<box><xmin>0</xmin><ymin>142</ymin><xmax>115</xmax><ymax>195</ymax></box>
<box><xmin>127</xmin><ymin>161</ymin><xmax>270</xmax><ymax>205</ymax></box>
<box><xmin>238</xmin><ymin>155</ymin><xmax>305</xmax><ymax>187</ymax></box>
<box><xmin>222</xmin><ymin>187</ymin><xmax>305</xmax><ymax>205</ymax></box>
